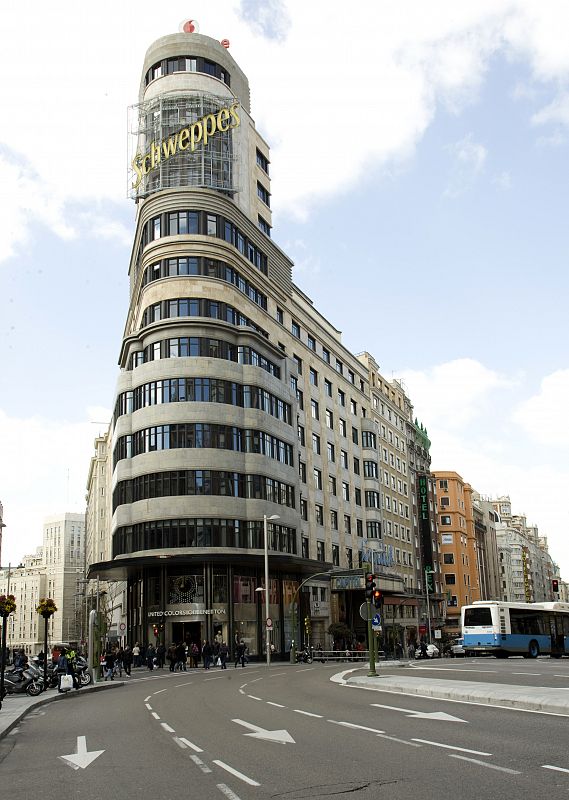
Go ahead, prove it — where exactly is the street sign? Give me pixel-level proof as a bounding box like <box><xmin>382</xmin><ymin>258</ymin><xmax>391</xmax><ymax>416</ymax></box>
<box><xmin>372</xmin><ymin>613</ymin><xmax>381</xmax><ymax>626</ymax></box>
<box><xmin>266</xmin><ymin>617</ymin><xmax>273</xmax><ymax>629</ymax></box>
<box><xmin>359</xmin><ymin>602</ymin><xmax>369</xmax><ymax>621</ymax></box>
<box><xmin>119</xmin><ymin>623</ymin><xmax>126</xmax><ymax>632</ymax></box>
<box><xmin>434</xmin><ymin>629</ymin><xmax>441</xmax><ymax>639</ymax></box>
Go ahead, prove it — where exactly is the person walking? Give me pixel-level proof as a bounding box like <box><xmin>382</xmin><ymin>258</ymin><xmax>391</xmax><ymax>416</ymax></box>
<box><xmin>234</xmin><ymin>640</ymin><xmax>246</xmax><ymax>668</ymax></box>
<box><xmin>132</xmin><ymin>642</ymin><xmax>141</xmax><ymax>668</ymax></box>
<box><xmin>167</xmin><ymin>643</ymin><xmax>177</xmax><ymax>672</ymax></box>
<box><xmin>156</xmin><ymin>642</ymin><xmax>166</xmax><ymax>669</ymax></box>
<box><xmin>103</xmin><ymin>649</ymin><xmax>115</xmax><ymax>681</ymax></box>
<box><xmin>123</xmin><ymin>645</ymin><xmax>133</xmax><ymax>676</ymax></box>
<box><xmin>202</xmin><ymin>640</ymin><xmax>213</xmax><ymax>669</ymax></box>
<box><xmin>146</xmin><ymin>644</ymin><xmax>156</xmax><ymax>670</ymax></box>
<box><xmin>175</xmin><ymin>642</ymin><xmax>186</xmax><ymax>671</ymax></box>
<box><xmin>219</xmin><ymin>641</ymin><xmax>228</xmax><ymax>669</ymax></box>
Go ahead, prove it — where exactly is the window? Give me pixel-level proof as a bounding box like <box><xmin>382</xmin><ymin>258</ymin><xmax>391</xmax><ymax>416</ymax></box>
<box><xmin>339</xmin><ymin>419</ymin><xmax>347</xmax><ymax>437</ymax></box>
<box><xmin>355</xmin><ymin>488</ymin><xmax>361</xmax><ymax>506</ymax></box>
<box><xmin>315</xmin><ymin>504</ymin><xmax>324</xmax><ymax>525</ymax></box>
<box><xmin>344</xmin><ymin>515</ymin><xmax>351</xmax><ymax>535</ymax></box>
<box><xmin>293</xmin><ymin>354</ymin><xmax>302</xmax><ymax>374</ymax></box>
<box><xmin>364</xmin><ymin>460</ymin><xmax>378</xmax><ymax>478</ymax></box>
<box><xmin>367</xmin><ymin>521</ymin><xmax>381</xmax><ymax>539</ymax></box>
<box><xmin>309</xmin><ymin>367</ymin><xmax>318</xmax><ymax>386</ymax></box>
<box><xmin>356</xmin><ymin>518</ymin><xmax>363</xmax><ymax>537</ymax></box>
<box><xmin>340</xmin><ymin>450</ymin><xmax>348</xmax><ymax>469</ymax></box>
<box><xmin>312</xmin><ymin>433</ymin><xmax>320</xmax><ymax>454</ymax></box>
<box><xmin>299</xmin><ymin>462</ymin><xmax>306</xmax><ymax>482</ymax></box>
<box><xmin>342</xmin><ymin>482</ymin><xmax>350</xmax><ymax>501</ymax></box>
<box><xmin>256</xmin><ymin>148</ymin><xmax>269</xmax><ymax>174</ymax></box>
<box><xmin>337</xmin><ymin>389</ymin><xmax>345</xmax><ymax>407</ymax></box>
<box><xmin>311</xmin><ymin>399</ymin><xmax>319</xmax><ymax>420</ymax></box>
<box><xmin>439</xmin><ymin>479</ymin><xmax>449</xmax><ymax>490</ymax></box>
<box><xmin>327</xmin><ymin>442</ymin><xmax>335</xmax><ymax>463</ymax></box>
<box><xmin>276</xmin><ymin>307</ymin><xmax>284</xmax><ymax>324</ymax></box>
<box><xmin>324</xmin><ymin>379</ymin><xmax>332</xmax><ymax>397</ymax></box>
<box><xmin>313</xmin><ymin>468</ymin><xmax>322</xmax><ymax>490</ymax></box>
<box><xmin>365</xmin><ymin>491</ymin><xmax>380</xmax><ymax>508</ymax></box>
<box><xmin>307</xmin><ymin>334</ymin><xmax>316</xmax><ymax>351</ymax></box>
<box><xmin>350</xmin><ymin>399</ymin><xmax>357</xmax><ymax>415</ymax></box>
<box><xmin>336</xmin><ymin>359</ymin><xmax>343</xmax><ymax>374</ymax></box>
<box><xmin>317</xmin><ymin>541</ymin><xmax>325</xmax><ymax>562</ymax></box>
<box><xmin>440</xmin><ymin>515</ymin><xmax>451</xmax><ymax>525</ymax></box>
<box><xmin>325</xmin><ymin>409</ymin><xmax>333</xmax><ymax>428</ymax></box>
<box><xmin>362</xmin><ymin>431</ymin><xmax>376</xmax><ymax>448</ymax></box>
<box><xmin>440</xmin><ymin>496</ymin><xmax>450</xmax><ymax>507</ymax></box>
<box><xmin>348</xmin><ymin>370</ymin><xmax>355</xmax><ymax>384</ymax></box>
<box><xmin>352</xmin><ymin>427</ymin><xmax>359</xmax><ymax>445</ymax></box>
<box><xmin>332</xmin><ymin>544</ymin><xmax>340</xmax><ymax>567</ymax></box>
<box><xmin>302</xmin><ymin>537</ymin><xmax>309</xmax><ymax>558</ymax></box>
<box><xmin>353</xmin><ymin>457</ymin><xmax>360</xmax><ymax>475</ymax></box>
<box><xmin>445</xmin><ymin>574</ymin><xmax>456</xmax><ymax>585</ymax></box>
<box><xmin>329</xmin><ymin>475</ymin><xmax>337</xmax><ymax>495</ymax></box>
<box><xmin>322</xmin><ymin>347</ymin><xmax>330</xmax><ymax>364</ymax></box>
<box><xmin>346</xmin><ymin>547</ymin><xmax>353</xmax><ymax>568</ymax></box>
<box><xmin>257</xmin><ymin>181</ymin><xmax>270</xmax><ymax>206</ymax></box>
<box><xmin>330</xmin><ymin>510</ymin><xmax>338</xmax><ymax>530</ymax></box>
<box><xmin>291</xmin><ymin>321</ymin><xmax>301</xmax><ymax>339</ymax></box>
<box><xmin>300</xmin><ymin>499</ymin><xmax>308</xmax><ymax>521</ymax></box>
<box><xmin>443</xmin><ymin>553</ymin><xmax>454</xmax><ymax>564</ymax></box>
<box><xmin>297</xmin><ymin>425</ymin><xmax>305</xmax><ymax>446</ymax></box>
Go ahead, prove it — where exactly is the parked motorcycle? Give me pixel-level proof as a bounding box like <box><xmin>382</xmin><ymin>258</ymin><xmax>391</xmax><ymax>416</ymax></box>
<box><xmin>295</xmin><ymin>648</ymin><xmax>313</xmax><ymax>664</ymax></box>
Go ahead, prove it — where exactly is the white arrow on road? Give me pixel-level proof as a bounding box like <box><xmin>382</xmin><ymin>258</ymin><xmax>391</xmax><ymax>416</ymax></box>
<box><xmin>371</xmin><ymin>703</ymin><xmax>467</xmax><ymax>722</ymax></box>
<box><xmin>232</xmin><ymin>719</ymin><xmax>295</xmax><ymax>744</ymax></box>
<box><xmin>60</xmin><ymin>736</ymin><xmax>105</xmax><ymax>769</ymax></box>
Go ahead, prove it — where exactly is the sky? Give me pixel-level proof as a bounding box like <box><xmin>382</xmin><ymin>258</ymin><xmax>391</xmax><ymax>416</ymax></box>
<box><xmin>1</xmin><ymin>1</ymin><xmax>568</xmax><ymax>578</ymax></box>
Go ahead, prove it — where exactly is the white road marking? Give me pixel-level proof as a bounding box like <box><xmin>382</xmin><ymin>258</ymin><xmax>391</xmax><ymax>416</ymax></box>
<box><xmin>173</xmin><ymin>737</ymin><xmax>187</xmax><ymax>749</ymax></box>
<box><xmin>449</xmin><ymin>755</ymin><xmax>521</xmax><ymax>774</ymax></box>
<box><xmin>267</xmin><ymin>701</ymin><xmax>286</xmax><ymax>708</ymax></box>
<box><xmin>413</xmin><ymin>667</ymin><xmax>498</xmax><ymax>674</ymax></box>
<box><xmin>175</xmin><ymin>682</ymin><xmax>194</xmax><ymax>687</ymax></box>
<box><xmin>376</xmin><ymin>733</ymin><xmax>422</xmax><ymax>747</ymax></box>
<box><xmin>145</xmin><ymin>703</ymin><xmax>152</xmax><ymax>710</ymax></box>
<box><xmin>179</xmin><ymin>737</ymin><xmax>203</xmax><ymax>752</ymax></box>
<box><xmin>144</xmin><ymin>695</ymin><xmax>152</xmax><ymax>702</ymax></box>
<box><xmin>543</xmin><ymin>764</ymin><xmax>569</xmax><ymax>774</ymax></box>
<box><xmin>205</xmin><ymin>676</ymin><xmax>224</xmax><ymax>681</ymax></box>
<box><xmin>294</xmin><ymin>709</ymin><xmax>323</xmax><ymax>718</ymax></box>
<box><xmin>213</xmin><ymin>760</ymin><xmax>261</xmax><ymax>786</ymax></box>
<box><xmin>216</xmin><ymin>784</ymin><xmax>243</xmax><ymax>800</ymax></box>
<box><xmin>151</xmin><ymin>712</ymin><xmax>160</xmax><ymax>720</ymax></box>
<box><xmin>247</xmin><ymin>695</ymin><xmax>262</xmax><ymax>700</ymax></box>
<box><xmin>269</xmin><ymin>672</ymin><xmax>287</xmax><ymax>677</ymax></box>
<box><xmin>161</xmin><ymin>723</ymin><xmax>175</xmax><ymax>733</ymax></box>
<box><xmin>232</xmin><ymin>719</ymin><xmax>295</xmax><ymax>744</ymax></box>
<box><xmin>328</xmin><ymin>720</ymin><xmax>385</xmax><ymax>734</ymax></box>
<box><xmin>371</xmin><ymin>703</ymin><xmax>466</xmax><ymax>722</ymax></box>
<box><xmin>191</xmin><ymin>755</ymin><xmax>212</xmax><ymax>773</ymax></box>
<box><xmin>554</xmin><ymin>675</ymin><xmax>569</xmax><ymax>678</ymax></box>
<box><xmin>512</xmin><ymin>672</ymin><xmax>540</xmax><ymax>676</ymax></box>
<box><xmin>412</xmin><ymin>739</ymin><xmax>491</xmax><ymax>756</ymax></box>
<box><xmin>59</xmin><ymin>736</ymin><xmax>105</xmax><ymax>770</ymax></box>
<box><xmin>154</xmin><ymin>688</ymin><xmax>167</xmax><ymax>694</ymax></box>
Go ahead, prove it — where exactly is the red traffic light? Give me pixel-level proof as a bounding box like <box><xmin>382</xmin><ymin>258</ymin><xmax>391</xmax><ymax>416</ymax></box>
<box><xmin>365</xmin><ymin>573</ymin><xmax>376</xmax><ymax>599</ymax></box>
<box><xmin>373</xmin><ymin>589</ymin><xmax>382</xmax><ymax>609</ymax></box>
<box><xmin>552</xmin><ymin>579</ymin><xmax>559</xmax><ymax>593</ymax></box>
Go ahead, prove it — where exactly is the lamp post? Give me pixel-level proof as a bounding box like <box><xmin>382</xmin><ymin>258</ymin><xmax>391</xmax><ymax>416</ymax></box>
<box><xmin>261</xmin><ymin>514</ymin><xmax>279</xmax><ymax>667</ymax></box>
<box><xmin>0</xmin><ymin>594</ymin><xmax>16</xmax><ymax>710</ymax></box>
<box><xmin>289</xmin><ymin>570</ymin><xmax>334</xmax><ymax>664</ymax></box>
<box><xmin>36</xmin><ymin>598</ymin><xmax>57</xmax><ymax>690</ymax></box>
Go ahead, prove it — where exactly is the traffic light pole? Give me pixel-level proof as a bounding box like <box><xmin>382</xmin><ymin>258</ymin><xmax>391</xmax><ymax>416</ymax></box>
<box><xmin>366</xmin><ymin>598</ymin><xmax>377</xmax><ymax>677</ymax></box>
<box><xmin>425</xmin><ymin>567</ymin><xmax>432</xmax><ymax>644</ymax></box>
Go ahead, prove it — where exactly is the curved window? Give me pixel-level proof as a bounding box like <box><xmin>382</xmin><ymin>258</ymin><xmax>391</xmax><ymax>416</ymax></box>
<box><xmin>114</xmin><ymin>378</ymin><xmax>291</xmax><ymax>425</ymax></box>
<box><xmin>140</xmin><ymin>210</ymin><xmax>268</xmax><ymax>276</ymax></box>
<box><xmin>143</xmin><ymin>257</ymin><xmax>267</xmax><ymax>310</ymax></box>
<box><xmin>113</xmin><ymin>470</ymin><xmax>295</xmax><ymax>512</ymax></box>
<box><xmin>145</xmin><ymin>55</ymin><xmax>231</xmax><ymax>88</ymax></box>
<box><xmin>113</xmin><ymin>424</ymin><xmax>294</xmax><ymax>468</ymax></box>
<box><xmin>141</xmin><ymin>297</ymin><xmax>268</xmax><ymax>338</ymax></box>
<box><xmin>112</xmin><ymin>518</ymin><xmax>296</xmax><ymax>558</ymax></box>
<box><xmin>130</xmin><ymin>337</ymin><xmax>280</xmax><ymax>378</ymax></box>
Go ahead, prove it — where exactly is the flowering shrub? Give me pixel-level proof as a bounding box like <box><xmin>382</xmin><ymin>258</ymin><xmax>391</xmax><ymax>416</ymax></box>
<box><xmin>36</xmin><ymin>598</ymin><xmax>57</xmax><ymax>617</ymax></box>
<box><xmin>0</xmin><ymin>594</ymin><xmax>16</xmax><ymax>616</ymax></box>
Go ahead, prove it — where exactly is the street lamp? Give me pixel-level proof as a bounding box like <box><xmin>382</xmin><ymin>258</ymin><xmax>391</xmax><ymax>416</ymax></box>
<box><xmin>260</xmin><ymin>514</ymin><xmax>279</xmax><ymax>667</ymax></box>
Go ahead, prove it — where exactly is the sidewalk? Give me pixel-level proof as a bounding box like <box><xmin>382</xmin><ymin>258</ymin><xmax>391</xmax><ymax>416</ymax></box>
<box><xmin>345</xmin><ymin>668</ymin><xmax>569</xmax><ymax>715</ymax></box>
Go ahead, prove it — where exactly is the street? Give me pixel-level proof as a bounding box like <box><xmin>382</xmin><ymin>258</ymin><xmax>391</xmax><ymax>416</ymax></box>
<box><xmin>1</xmin><ymin>662</ymin><xmax>568</xmax><ymax>799</ymax></box>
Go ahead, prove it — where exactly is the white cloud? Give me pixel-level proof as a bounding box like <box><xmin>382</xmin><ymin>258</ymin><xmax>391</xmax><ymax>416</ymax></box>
<box><xmin>531</xmin><ymin>93</ymin><xmax>569</xmax><ymax>127</ymax></box>
<box><xmin>444</xmin><ymin>134</ymin><xmax>487</xmax><ymax>197</ymax></box>
<box><xmin>0</xmin><ymin>407</ymin><xmax>110</xmax><ymax>566</ymax></box>
<box><xmin>513</xmin><ymin>369</ymin><xmax>569</xmax><ymax>445</ymax></box>
<box><xmin>2</xmin><ymin>3</ymin><xmax>569</xmax><ymax>257</ymax></box>
<box><xmin>493</xmin><ymin>170</ymin><xmax>512</xmax><ymax>189</ymax></box>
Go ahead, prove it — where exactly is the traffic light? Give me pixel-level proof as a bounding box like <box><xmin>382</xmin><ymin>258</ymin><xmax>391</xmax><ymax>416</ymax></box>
<box><xmin>365</xmin><ymin>573</ymin><xmax>376</xmax><ymax>600</ymax></box>
<box><xmin>552</xmin><ymin>579</ymin><xmax>559</xmax><ymax>593</ymax></box>
<box><xmin>425</xmin><ymin>567</ymin><xmax>434</xmax><ymax>593</ymax></box>
<box><xmin>304</xmin><ymin>615</ymin><xmax>311</xmax><ymax>635</ymax></box>
<box><xmin>373</xmin><ymin>589</ymin><xmax>382</xmax><ymax>609</ymax></box>
<box><xmin>153</xmin><ymin>625</ymin><xmax>159</xmax><ymax>637</ymax></box>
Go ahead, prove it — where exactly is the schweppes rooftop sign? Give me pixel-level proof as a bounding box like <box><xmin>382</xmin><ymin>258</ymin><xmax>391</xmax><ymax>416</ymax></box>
<box><xmin>131</xmin><ymin>101</ymin><xmax>240</xmax><ymax>190</ymax></box>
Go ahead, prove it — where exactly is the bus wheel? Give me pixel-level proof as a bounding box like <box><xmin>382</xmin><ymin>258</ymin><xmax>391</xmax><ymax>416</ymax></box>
<box><xmin>528</xmin><ymin>640</ymin><xmax>539</xmax><ymax>659</ymax></box>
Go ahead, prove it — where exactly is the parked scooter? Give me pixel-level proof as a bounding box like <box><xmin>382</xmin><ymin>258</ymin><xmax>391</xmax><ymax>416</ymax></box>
<box><xmin>2</xmin><ymin>666</ymin><xmax>43</xmax><ymax>697</ymax></box>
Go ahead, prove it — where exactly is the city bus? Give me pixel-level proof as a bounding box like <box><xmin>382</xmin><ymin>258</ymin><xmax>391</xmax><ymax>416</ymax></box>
<box><xmin>461</xmin><ymin>601</ymin><xmax>569</xmax><ymax>658</ymax></box>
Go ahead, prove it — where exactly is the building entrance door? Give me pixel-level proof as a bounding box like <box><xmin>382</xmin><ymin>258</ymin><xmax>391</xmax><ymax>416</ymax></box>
<box><xmin>172</xmin><ymin>621</ymin><xmax>202</xmax><ymax>648</ymax></box>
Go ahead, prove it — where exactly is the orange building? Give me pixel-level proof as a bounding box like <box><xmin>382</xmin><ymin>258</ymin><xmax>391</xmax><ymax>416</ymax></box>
<box><xmin>433</xmin><ymin>471</ymin><xmax>480</xmax><ymax>635</ymax></box>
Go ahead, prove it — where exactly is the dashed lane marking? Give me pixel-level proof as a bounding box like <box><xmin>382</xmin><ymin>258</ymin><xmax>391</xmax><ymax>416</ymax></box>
<box><xmin>247</xmin><ymin>695</ymin><xmax>262</xmax><ymax>701</ymax></box>
<box><xmin>212</xmin><ymin>760</ymin><xmax>260</xmax><ymax>786</ymax></box>
<box><xmin>161</xmin><ymin>723</ymin><xmax>175</xmax><ymax>733</ymax></box>
<box><xmin>145</xmin><ymin>703</ymin><xmax>152</xmax><ymax>710</ymax></box>
<box><xmin>412</xmin><ymin>738</ymin><xmax>491</xmax><ymax>756</ymax></box>
<box><xmin>216</xmin><ymin>784</ymin><xmax>243</xmax><ymax>800</ymax></box>
<box><xmin>376</xmin><ymin>733</ymin><xmax>422</xmax><ymax>747</ymax></box>
<box><xmin>191</xmin><ymin>755</ymin><xmax>212</xmax><ymax>773</ymax></box>
<box><xmin>179</xmin><ymin>737</ymin><xmax>203</xmax><ymax>752</ymax></box>
<box><xmin>173</xmin><ymin>737</ymin><xmax>187</xmax><ymax>749</ymax></box>
<box><xmin>328</xmin><ymin>720</ymin><xmax>385</xmax><ymax>734</ymax></box>
<box><xmin>449</xmin><ymin>755</ymin><xmax>521</xmax><ymax>774</ymax></box>
<box><xmin>151</xmin><ymin>712</ymin><xmax>160</xmax><ymax>720</ymax></box>
<box><xmin>294</xmin><ymin>710</ymin><xmax>323</xmax><ymax>718</ymax></box>
<box><xmin>542</xmin><ymin>765</ymin><xmax>569</xmax><ymax>774</ymax></box>
<box><xmin>144</xmin><ymin>696</ymin><xmax>152</xmax><ymax>702</ymax></box>
<box><xmin>267</xmin><ymin>701</ymin><xmax>286</xmax><ymax>708</ymax></box>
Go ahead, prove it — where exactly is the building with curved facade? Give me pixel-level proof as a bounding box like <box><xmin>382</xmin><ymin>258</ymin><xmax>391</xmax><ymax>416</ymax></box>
<box><xmin>88</xmin><ymin>25</ymin><xmax>429</xmax><ymax>657</ymax></box>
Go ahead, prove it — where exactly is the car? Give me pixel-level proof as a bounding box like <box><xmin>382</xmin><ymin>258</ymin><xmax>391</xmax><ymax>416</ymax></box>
<box><xmin>415</xmin><ymin>643</ymin><xmax>440</xmax><ymax>659</ymax></box>
<box><xmin>449</xmin><ymin>638</ymin><xmax>465</xmax><ymax>657</ymax></box>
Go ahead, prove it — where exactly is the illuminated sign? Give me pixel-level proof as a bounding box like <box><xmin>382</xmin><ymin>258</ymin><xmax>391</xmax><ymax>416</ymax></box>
<box><xmin>131</xmin><ymin>102</ymin><xmax>240</xmax><ymax>189</ymax></box>
<box><xmin>147</xmin><ymin>608</ymin><xmax>226</xmax><ymax>617</ymax></box>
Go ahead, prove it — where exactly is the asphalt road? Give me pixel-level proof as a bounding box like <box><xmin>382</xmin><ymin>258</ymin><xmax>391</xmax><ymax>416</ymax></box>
<box><xmin>1</xmin><ymin>663</ymin><xmax>569</xmax><ymax>799</ymax></box>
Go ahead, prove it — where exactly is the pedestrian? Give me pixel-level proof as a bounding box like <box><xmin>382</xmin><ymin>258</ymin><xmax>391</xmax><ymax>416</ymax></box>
<box><xmin>123</xmin><ymin>645</ymin><xmax>133</xmax><ymax>676</ymax></box>
<box><xmin>175</xmin><ymin>641</ymin><xmax>186</xmax><ymax>671</ymax></box>
<box><xmin>219</xmin><ymin>641</ymin><xmax>228</xmax><ymax>669</ymax></box>
<box><xmin>408</xmin><ymin>643</ymin><xmax>415</xmax><ymax>660</ymax></box>
<box><xmin>202</xmin><ymin>640</ymin><xmax>213</xmax><ymax>669</ymax></box>
<box><xmin>114</xmin><ymin>646</ymin><xmax>124</xmax><ymax>677</ymax></box>
<box><xmin>146</xmin><ymin>644</ymin><xmax>156</xmax><ymax>670</ymax></box>
<box><xmin>156</xmin><ymin>642</ymin><xmax>166</xmax><ymax>669</ymax></box>
<box><xmin>234</xmin><ymin>640</ymin><xmax>246</xmax><ymax>668</ymax></box>
<box><xmin>420</xmin><ymin>641</ymin><xmax>428</xmax><ymax>659</ymax></box>
<box><xmin>167</xmin><ymin>643</ymin><xmax>177</xmax><ymax>672</ymax></box>
<box><xmin>103</xmin><ymin>649</ymin><xmax>115</xmax><ymax>681</ymax></box>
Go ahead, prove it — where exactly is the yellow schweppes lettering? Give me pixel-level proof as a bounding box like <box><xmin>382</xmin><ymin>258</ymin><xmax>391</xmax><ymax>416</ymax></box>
<box><xmin>131</xmin><ymin>102</ymin><xmax>240</xmax><ymax>190</ymax></box>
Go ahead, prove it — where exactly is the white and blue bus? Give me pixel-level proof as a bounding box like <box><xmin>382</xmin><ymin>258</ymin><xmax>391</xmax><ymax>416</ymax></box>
<box><xmin>461</xmin><ymin>601</ymin><xmax>569</xmax><ymax>658</ymax></box>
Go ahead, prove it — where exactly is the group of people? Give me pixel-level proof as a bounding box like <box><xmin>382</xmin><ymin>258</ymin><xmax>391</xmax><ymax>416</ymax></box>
<box><xmin>101</xmin><ymin>644</ymin><xmax>133</xmax><ymax>680</ymax></box>
<box><xmin>103</xmin><ymin>639</ymin><xmax>250</xmax><ymax>673</ymax></box>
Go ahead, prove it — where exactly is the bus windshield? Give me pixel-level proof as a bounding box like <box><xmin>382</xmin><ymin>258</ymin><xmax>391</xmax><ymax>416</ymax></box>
<box><xmin>463</xmin><ymin>606</ymin><xmax>493</xmax><ymax>627</ymax></box>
